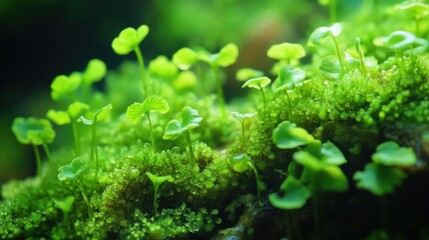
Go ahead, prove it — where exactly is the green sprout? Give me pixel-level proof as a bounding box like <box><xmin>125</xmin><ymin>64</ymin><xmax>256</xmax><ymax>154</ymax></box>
<box><xmin>173</xmin><ymin>70</ymin><xmax>198</xmax><ymax>91</ymax></box>
<box><xmin>199</xmin><ymin>43</ymin><xmax>239</xmax><ymax>116</ymax></box>
<box><xmin>236</xmin><ymin>68</ymin><xmax>264</xmax><ymax>81</ymax></box>
<box><xmin>271</xmin><ymin>65</ymin><xmax>306</xmax><ymax>117</ymax></box>
<box><xmin>47</xmin><ymin>101</ymin><xmax>90</xmax><ymax>156</ymax></box>
<box><xmin>319</xmin><ymin>55</ymin><xmax>342</xmax><ymax>80</ymax></box>
<box><xmin>354</xmin><ymin>37</ymin><xmax>368</xmax><ymax>75</ymax></box>
<box><xmin>126</xmin><ymin>96</ymin><xmax>170</xmax><ymax>150</ymax></box>
<box><xmin>58</xmin><ymin>157</ymin><xmax>92</xmax><ymax>218</ymax></box>
<box><xmin>172</xmin><ymin>47</ymin><xmax>198</xmax><ymax>70</ymax></box>
<box><xmin>148</xmin><ymin>55</ymin><xmax>178</xmax><ymax>80</ymax></box>
<box><xmin>111</xmin><ymin>25</ymin><xmax>149</xmax><ymax>94</ymax></box>
<box><xmin>53</xmin><ymin>196</ymin><xmax>75</xmax><ymax>222</ymax></box>
<box><xmin>163</xmin><ymin>106</ymin><xmax>202</xmax><ymax>162</ymax></box>
<box><xmin>12</xmin><ymin>117</ymin><xmax>56</xmax><ymax>175</ymax></box>
<box><xmin>308</xmin><ymin>22</ymin><xmax>345</xmax><ymax>70</ymax></box>
<box><xmin>145</xmin><ymin>172</ymin><xmax>174</xmax><ymax>217</ymax></box>
<box><xmin>242</xmin><ymin>77</ymin><xmax>271</xmax><ymax>112</ymax></box>
<box><xmin>50</xmin><ymin>72</ymin><xmax>82</xmax><ymax>101</ymax></box>
<box><xmin>373</xmin><ymin>30</ymin><xmax>429</xmax><ymax>56</ymax></box>
<box><xmin>267</xmin><ymin>42</ymin><xmax>306</xmax><ymax>66</ymax></box>
<box><xmin>396</xmin><ymin>2</ymin><xmax>429</xmax><ymax>36</ymax></box>
<box><xmin>230</xmin><ymin>153</ymin><xmax>266</xmax><ymax>202</ymax></box>
<box><xmin>82</xmin><ymin>59</ymin><xmax>107</xmax><ymax>100</ymax></box>
<box><xmin>78</xmin><ymin>104</ymin><xmax>112</xmax><ymax>178</ymax></box>
<box><xmin>272</xmin><ymin>121</ymin><xmax>314</xmax><ymax>149</ymax></box>
<box><xmin>230</xmin><ymin>111</ymin><xmax>257</xmax><ymax>152</ymax></box>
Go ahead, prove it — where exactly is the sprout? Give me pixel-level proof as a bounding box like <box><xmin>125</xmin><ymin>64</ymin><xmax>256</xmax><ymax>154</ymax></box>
<box><xmin>371</xmin><ymin>141</ymin><xmax>417</xmax><ymax>167</ymax></box>
<box><xmin>58</xmin><ymin>157</ymin><xmax>92</xmax><ymax>217</ymax></box>
<box><xmin>397</xmin><ymin>2</ymin><xmax>429</xmax><ymax>36</ymax></box>
<box><xmin>53</xmin><ymin>196</ymin><xmax>75</xmax><ymax>222</ymax></box>
<box><xmin>163</xmin><ymin>106</ymin><xmax>202</xmax><ymax>162</ymax></box>
<box><xmin>230</xmin><ymin>111</ymin><xmax>257</xmax><ymax>151</ymax></box>
<box><xmin>242</xmin><ymin>77</ymin><xmax>271</xmax><ymax>112</ymax></box>
<box><xmin>236</xmin><ymin>68</ymin><xmax>264</xmax><ymax>81</ymax></box>
<box><xmin>267</xmin><ymin>42</ymin><xmax>306</xmax><ymax>65</ymax></box>
<box><xmin>145</xmin><ymin>172</ymin><xmax>173</xmax><ymax>217</ymax></box>
<box><xmin>269</xmin><ymin>176</ymin><xmax>311</xmax><ymax>209</ymax></box>
<box><xmin>78</xmin><ymin>104</ymin><xmax>113</xmax><ymax>178</ymax></box>
<box><xmin>271</xmin><ymin>65</ymin><xmax>306</xmax><ymax>117</ymax></box>
<box><xmin>172</xmin><ymin>47</ymin><xmax>198</xmax><ymax>70</ymax></box>
<box><xmin>373</xmin><ymin>30</ymin><xmax>429</xmax><ymax>55</ymax></box>
<box><xmin>272</xmin><ymin>121</ymin><xmax>314</xmax><ymax>149</ymax></box>
<box><xmin>126</xmin><ymin>96</ymin><xmax>170</xmax><ymax>150</ymax></box>
<box><xmin>148</xmin><ymin>55</ymin><xmax>178</xmax><ymax>79</ymax></box>
<box><xmin>308</xmin><ymin>22</ymin><xmax>345</xmax><ymax>70</ymax></box>
<box><xmin>82</xmin><ymin>59</ymin><xmax>107</xmax><ymax>86</ymax></box>
<box><xmin>173</xmin><ymin>71</ymin><xmax>198</xmax><ymax>90</ymax></box>
<box><xmin>354</xmin><ymin>37</ymin><xmax>368</xmax><ymax>75</ymax></box>
<box><xmin>12</xmin><ymin>117</ymin><xmax>55</xmax><ymax>175</ymax></box>
<box><xmin>319</xmin><ymin>55</ymin><xmax>342</xmax><ymax>80</ymax></box>
<box><xmin>111</xmin><ymin>25</ymin><xmax>149</xmax><ymax>94</ymax></box>
<box><xmin>50</xmin><ymin>73</ymin><xmax>82</xmax><ymax>101</ymax></box>
<box><xmin>229</xmin><ymin>153</ymin><xmax>266</xmax><ymax>202</ymax></box>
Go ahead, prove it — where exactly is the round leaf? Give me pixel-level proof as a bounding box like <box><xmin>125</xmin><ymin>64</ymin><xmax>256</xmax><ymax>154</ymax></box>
<box><xmin>163</xmin><ymin>119</ymin><xmax>185</xmax><ymax>140</ymax></box>
<box><xmin>230</xmin><ymin>153</ymin><xmax>251</xmax><ymax>173</ymax></box>
<box><xmin>230</xmin><ymin>111</ymin><xmax>257</xmax><ymax>121</ymax></box>
<box><xmin>12</xmin><ymin>117</ymin><xmax>56</xmax><ymax>145</ymax></box>
<box><xmin>353</xmin><ymin>162</ymin><xmax>406</xmax><ymax>196</ymax></box>
<box><xmin>236</xmin><ymin>68</ymin><xmax>264</xmax><ymax>81</ymax></box>
<box><xmin>126</xmin><ymin>102</ymin><xmax>145</xmax><ymax>124</ymax></box>
<box><xmin>58</xmin><ymin>157</ymin><xmax>87</xmax><ymax>181</ymax></box>
<box><xmin>269</xmin><ymin>176</ymin><xmax>311</xmax><ymax>209</ymax></box>
<box><xmin>47</xmin><ymin>110</ymin><xmax>71</xmax><ymax>125</ymax></box>
<box><xmin>142</xmin><ymin>96</ymin><xmax>170</xmax><ymax>114</ymax></box>
<box><xmin>272</xmin><ymin>65</ymin><xmax>306</xmax><ymax>92</ymax></box>
<box><xmin>374</xmin><ymin>31</ymin><xmax>417</xmax><ymax>51</ymax></box>
<box><xmin>149</xmin><ymin>55</ymin><xmax>178</xmax><ymax>79</ymax></box>
<box><xmin>371</xmin><ymin>141</ymin><xmax>417</xmax><ymax>167</ymax></box>
<box><xmin>320</xmin><ymin>55</ymin><xmax>342</xmax><ymax>80</ymax></box>
<box><xmin>308</xmin><ymin>22</ymin><xmax>343</xmax><ymax>46</ymax></box>
<box><xmin>94</xmin><ymin>104</ymin><xmax>113</xmax><ymax>122</ymax></box>
<box><xmin>320</xmin><ymin>141</ymin><xmax>347</xmax><ymax>165</ymax></box>
<box><xmin>273</xmin><ymin>121</ymin><xmax>314</xmax><ymax>149</ymax></box>
<box><xmin>51</xmin><ymin>73</ymin><xmax>82</xmax><ymax>101</ymax></box>
<box><xmin>242</xmin><ymin>77</ymin><xmax>271</xmax><ymax>90</ymax></box>
<box><xmin>216</xmin><ymin>43</ymin><xmax>239</xmax><ymax>67</ymax></box>
<box><xmin>111</xmin><ymin>25</ymin><xmax>149</xmax><ymax>55</ymax></box>
<box><xmin>82</xmin><ymin>59</ymin><xmax>107</xmax><ymax>85</ymax></box>
<box><xmin>173</xmin><ymin>71</ymin><xmax>197</xmax><ymax>90</ymax></box>
<box><xmin>181</xmin><ymin>106</ymin><xmax>202</xmax><ymax>130</ymax></box>
<box><xmin>67</xmin><ymin>102</ymin><xmax>90</xmax><ymax>119</ymax></box>
<box><xmin>146</xmin><ymin>172</ymin><xmax>174</xmax><ymax>187</ymax></box>
<box><xmin>267</xmin><ymin>42</ymin><xmax>306</xmax><ymax>61</ymax></box>
<box><xmin>173</xmin><ymin>48</ymin><xmax>198</xmax><ymax>70</ymax></box>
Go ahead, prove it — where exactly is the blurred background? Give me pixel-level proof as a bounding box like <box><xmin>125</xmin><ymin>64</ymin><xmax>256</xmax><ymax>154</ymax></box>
<box><xmin>0</xmin><ymin>0</ymin><xmax>396</xmax><ymax>183</ymax></box>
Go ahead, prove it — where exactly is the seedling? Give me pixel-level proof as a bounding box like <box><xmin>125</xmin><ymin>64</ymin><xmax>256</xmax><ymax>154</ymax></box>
<box><xmin>374</xmin><ymin>30</ymin><xmax>429</xmax><ymax>56</ymax></box>
<box><xmin>58</xmin><ymin>157</ymin><xmax>92</xmax><ymax>218</ymax></box>
<box><xmin>47</xmin><ymin>101</ymin><xmax>90</xmax><ymax>156</ymax></box>
<box><xmin>230</xmin><ymin>153</ymin><xmax>266</xmax><ymax>202</ymax></box>
<box><xmin>53</xmin><ymin>196</ymin><xmax>75</xmax><ymax>222</ymax></box>
<box><xmin>308</xmin><ymin>22</ymin><xmax>345</xmax><ymax>70</ymax></box>
<box><xmin>272</xmin><ymin>121</ymin><xmax>314</xmax><ymax>149</ymax></box>
<box><xmin>145</xmin><ymin>172</ymin><xmax>174</xmax><ymax>217</ymax></box>
<box><xmin>354</xmin><ymin>37</ymin><xmax>368</xmax><ymax>75</ymax></box>
<box><xmin>12</xmin><ymin>117</ymin><xmax>56</xmax><ymax>175</ymax></box>
<box><xmin>163</xmin><ymin>106</ymin><xmax>202</xmax><ymax>162</ymax></box>
<box><xmin>172</xmin><ymin>47</ymin><xmax>198</xmax><ymax>70</ymax></box>
<box><xmin>242</xmin><ymin>77</ymin><xmax>271</xmax><ymax>112</ymax></box>
<box><xmin>126</xmin><ymin>96</ymin><xmax>170</xmax><ymax>150</ymax></box>
<box><xmin>267</xmin><ymin>42</ymin><xmax>306</xmax><ymax>66</ymax></box>
<box><xmin>173</xmin><ymin>70</ymin><xmax>198</xmax><ymax>90</ymax></box>
<box><xmin>82</xmin><ymin>59</ymin><xmax>107</xmax><ymax>101</ymax></box>
<box><xmin>50</xmin><ymin>72</ymin><xmax>82</xmax><ymax>101</ymax></box>
<box><xmin>319</xmin><ymin>55</ymin><xmax>342</xmax><ymax>80</ymax></box>
<box><xmin>149</xmin><ymin>55</ymin><xmax>178</xmax><ymax>80</ymax></box>
<box><xmin>397</xmin><ymin>2</ymin><xmax>429</xmax><ymax>36</ymax></box>
<box><xmin>199</xmin><ymin>43</ymin><xmax>239</xmax><ymax>116</ymax></box>
<box><xmin>230</xmin><ymin>111</ymin><xmax>257</xmax><ymax>152</ymax></box>
<box><xmin>236</xmin><ymin>68</ymin><xmax>264</xmax><ymax>81</ymax></box>
<box><xmin>271</xmin><ymin>65</ymin><xmax>306</xmax><ymax>117</ymax></box>
<box><xmin>78</xmin><ymin>104</ymin><xmax>112</xmax><ymax>178</ymax></box>
<box><xmin>111</xmin><ymin>25</ymin><xmax>149</xmax><ymax>94</ymax></box>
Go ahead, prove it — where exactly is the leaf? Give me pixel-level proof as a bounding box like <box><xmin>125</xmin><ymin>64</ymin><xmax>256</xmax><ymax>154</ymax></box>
<box><xmin>50</xmin><ymin>73</ymin><xmax>82</xmax><ymax>101</ymax></box>
<box><xmin>320</xmin><ymin>55</ymin><xmax>342</xmax><ymax>80</ymax></box>
<box><xmin>149</xmin><ymin>55</ymin><xmax>178</xmax><ymax>79</ymax></box>
<box><xmin>163</xmin><ymin>120</ymin><xmax>184</xmax><ymax>140</ymax></box>
<box><xmin>272</xmin><ymin>65</ymin><xmax>306</xmax><ymax>92</ymax></box>
<box><xmin>53</xmin><ymin>196</ymin><xmax>75</xmax><ymax>214</ymax></box>
<box><xmin>12</xmin><ymin>117</ymin><xmax>56</xmax><ymax>145</ymax></box>
<box><xmin>126</xmin><ymin>96</ymin><xmax>169</xmax><ymax>124</ymax></box>
<box><xmin>320</xmin><ymin>141</ymin><xmax>347</xmax><ymax>165</ymax></box>
<box><xmin>272</xmin><ymin>121</ymin><xmax>314</xmax><ymax>149</ymax></box>
<box><xmin>173</xmin><ymin>71</ymin><xmax>197</xmax><ymax>90</ymax></box>
<box><xmin>242</xmin><ymin>77</ymin><xmax>271</xmax><ymax>90</ymax></box>
<box><xmin>230</xmin><ymin>111</ymin><xmax>257</xmax><ymax>121</ymax></box>
<box><xmin>126</xmin><ymin>102</ymin><xmax>145</xmax><ymax>124</ymax></box>
<box><xmin>374</xmin><ymin>31</ymin><xmax>417</xmax><ymax>51</ymax></box>
<box><xmin>230</xmin><ymin>153</ymin><xmax>251</xmax><ymax>173</ymax></box>
<box><xmin>111</xmin><ymin>25</ymin><xmax>149</xmax><ymax>55</ymax></box>
<box><xmin>146</xmin><ymin>172</ymin><xmax>174</xmax><ymax>187</ymax></box>
<box><xmin>353</xmin><ymin>162</ymin><xmax>406</xmax><ymax>196</ymax></box>
<box><xmin>269</xmin><ymin>176</ymin><xmax>311</xmax><ymax>209</ymax></box>
<box><xmin>173</xmin><ymin>48</ymin><xmax>198</xmax><ymax>70</ymax></box>
<box><xmin>267</xmin><ymin>42</ymin><xmax>306</xmax><ymax>61</ymax></box>
<box><xmin>163</xmin><ymin>106</ymin><xmax>202</xmax><ymax>140</ymax></box>
<box><xmin>371</xmin><ymin>141</ymin><xmax>417</xmax><ymax>167</ymax></box>
<box><xmin>67</xmin><ymin>102</ymin><xmax>90</xmax><ymax>119</ymax></box>
<box><xmin>78</xmin><ymin>104</ymin><xmax>112</xmax><ymax>125</ymax></box>
<box><xmin>215</xmin><ymin>43</ymin><xmax>239</xmax><ymax>67</ymax></box>
<box><xmin>236</xmin><ymin>68</ymin><xmax>264</xmax><ymax>81</ymax></box>
<box><xmin>58</xmin><ymin>157</ymin><xmax>87</xmax><ymax>181</ymax></box>
<box><xmin>47</xmin><ymin>110</ymin><xmax>71</xmax><ymax>125</ymax></box>
<box><xmin>82</xmin><ymin>59</ymin><xmax>107</xmax><ymax>85</ymax></box>
<box><xmin>308</xmin><ymin>22</ymin><xmax>343</xmax><ymax>46</ymax></box>
<box><xmin>397</xmin><ymin>2</ymin><xmax>429</xmax><ymax>17</ymax></box>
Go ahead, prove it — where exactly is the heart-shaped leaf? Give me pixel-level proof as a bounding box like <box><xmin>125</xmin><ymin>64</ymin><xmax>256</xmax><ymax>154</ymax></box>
<box><xmin>371</xmin><ymin>141</ymin><xmax>417</xmax><ymax>167</ymax></box>
<box><xmin>58</xmin><ymin>157</ymin><xmax>87</xmax><ymax>181</ymax></box>
<box><xmin>273</xmin><ymin>121</ymin><xmax>314</xmax><ymax>149</ymax></box>
<box><xmin>272</xmin><ymin>65</ymin><xmax>306</xmax><ymax>92</ymax></box>
<box><xmin>111</xmin><ymin>25</ymin><xmax>149</xmax><ymax>55</ymax></box>
<box><xmin>308</xmin><ymin>22</ymin><xmax>343</xmax><ymax>46</ymax></box>
<box><xmin>127</xmin><ymin>96</ymin><xmax>169</xmax><ymax>124</ymax></box>
<box><xmin>12</xmin><ymin>117</ymin><xmax>56</xmax><ymax>145</ymax></box>
<box><xmin>230</xmin><ymin>153</ymin><xmax>251</xmax><ymax>173</ymax></box>
<box><xmin>242</xmin><ymin>77</ymin><xmax>271</xmax><ymax>90</ymax></box>
<box><xmin>149</xmin><ymin>55</ymin><xmax>178</xmax><ymax>79</ymax></box>
<box><xmin>320</xmin><ymin>55</ymin><xmax>342</xmax><ymax>80</ymax></box>
<box><xmin>51</xmin><ymin>73</ymin><xmax>82</xmax><ymax>101</ymax></box>
<box><xmin>82</xmin><ymin>59</ymin><xmax>107</xmax><ymax>85</ymax></box>
<box><xmin>267</xmin><ymin>42</ymin><xmax>306</xmax><ymax>61</ymax></box>
<box><xmin>173</xmin><ymin>48</ymin><xmax>198</xmax><ymax>70</ymax></box>
<box><xmin>269</xmin><ymin>176</ymin><xmax>311</xmax><ymax>209</ymax></box>
<box><xmin>215</xmin><ymin>43</ymin><xmax>239</xmax><ymax>67</ymax></box>
<box><xmin>146</xmin><ymin>172</ymin><xmax>174</xmax><ymax>187</ymax></box>
<box><xmin>47</xmin><ymin>110</ymin><xmax>71</xmax><ymax>125</ymax></box>
<box><xmin>67</xmin><ymin>102</ymin><xmax>90</xmax><ymax>119</ymax></box>
<box><xmin>163</xmin><ymin>106</ymin><xmax>202</xmax><ymax>140</ymax></box>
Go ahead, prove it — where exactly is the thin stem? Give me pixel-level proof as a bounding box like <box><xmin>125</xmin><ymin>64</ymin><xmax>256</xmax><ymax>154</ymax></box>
<box><xmin>91</xmin><ymin>121</ymin><xmax>98</xmax><ymax>179</ymax></box>
<box><xmin>32</xmin><ymin>145</ymin><xmax>42</xmax><ymax>175</ymax></box>
<box><xmin>285</xmin><ymin>90</ymin><xmax>293</xmax><ymax>119</ymax></box>
<box><xmin>77</xmin><ymin>180</ymin><xmax>93</xmax><ymax>218</ymax></box>
<box><xmin>42</xmin><ymin>143</ymin><xmax>52</xmax><ymax>162</ymax></box>
<box><xmin>71</xmin><ymin>121</ymin><xmax>80</xmax><ymax>156</ymax></box>
<box><xmin>330</xmin><ymin>0</ymin><xmax>337</xmax><ymax>23</ymax></box>
<box><xmin>249</xmin><ymin>163</ymin><xmax>262</xmax><ymax>203</ymax></box>
<box><xmin>147</xmin><ymin>112</ymin><xmax>156</xmax><ymax>151</ymax></box>
<box><xmin>241</xmin><ymin>120</ymin><xmax>246</xmax><ymax>152</ymax></box>
<box><xmin>153</xmin><ymin>185</ymin><xmax>159</xmax><ymax>217</ymax></box>
<box><xmin>134</xmin><ymin>47</ymin><xmax>146</xmax><ymax>95</ymax></box>
<box><xmin>212</xmin><ymin>65</ymin><xmax>227</xmax><ymax>117</ymax></box>
<box><xmin>186</xmin><ymin>130</ymin><xmax>196</xmax><ymax>162</ymax></box>
<box><xmin>259</xmin><ymin>85</ymin><xmax>267</xmax><ymax>113</ymax></box>
<box><xmin>416</xmin><ymin>16</ymin><xmax>420</xmax><ymax>37</ymax></box>
<box><xmin>331</xmin><ymin>35</ymin><xmax>345</xmax><ymax>71</ymax></box>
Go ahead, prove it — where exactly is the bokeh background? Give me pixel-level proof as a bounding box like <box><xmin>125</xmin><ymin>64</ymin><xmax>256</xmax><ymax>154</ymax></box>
<box><xmin>0</xmin><ymin>0</ymin><xmax>396</xmax><ymax>183</ymax></box>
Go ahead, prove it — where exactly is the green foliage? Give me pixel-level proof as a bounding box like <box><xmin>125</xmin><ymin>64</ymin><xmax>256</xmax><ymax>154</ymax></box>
<box><xmin>12</xmin><ymin>117</ymin><xmax>55</xmax><ymax>145</ymax></box>
<box><xmin>236</xmin><ymin>68</ymin><xmax>264</xmax><ymax>81</ymax></box>
<box><xmin>269</xmin><ymin>176</ymin><xmax>311</xmax><ymax>209</ymax></box>
<box><xmin>163</xmin><ymin>106</ymin><xmax>202</xmax><ymax>140</ymax></box>
<box><xmin>307</xmin><ymin>22</ymin><xmax>343</xmax><ymax>46</ymax></box>
<box><xmin>146</xmin><ymin>172</ymin><xmax>174</xmax><ymax>216</ymax></box>
<box><xmin>50</xmin><ymin>73</ymin><xmax>82</xmax><ymax>101</ymax></box>
<box><xmin>371</xmin><ymin>141</ymin><xmax>417</xmax><ymax>167</ymax></box>
<box><xmin>111</xmin><ymin>25</ymin><xmax>149</xmax><ymax>55</ymax></box>
<box><xmin>267</xmin><ymin>42</ymin><xmax>306</xmax><ymax>64</ymax></box>
<box><xmin>127</xmin><ymin>96</ymin><xmax>169</xmax><ymax>124</ymax></box>
<box><xmin>82</xmin><ymin>59</ymin><xmax>107</xmax><ymax>85</ymax></box>
<box><xmin>58</xmin><ymin>157</ymin><xmax>86</xmax><ymax>181</ymax></box>
<box><xmin>242</xmin><ymin>76</ymin><xmax>271</xmax><ymax>89</ymax></box>
<box><xmin>172</xmin><ymin>48</ymin><xmax>198</xmax><ymax>70</ymax></box>
<box><xmin>272</xmin><ymin>121</ymin><xmax>314</xmax><ymax>149</ymax></box>
<box><xmin>272</xmin><ymin>65</ymin><xmax>306</xmax><ymax>92</ymax></box>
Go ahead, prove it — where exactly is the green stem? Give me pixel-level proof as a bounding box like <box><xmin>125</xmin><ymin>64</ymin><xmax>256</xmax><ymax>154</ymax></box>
<box><xmin>33</xmin><ymin>145</ymin><xmax>42</xmax><ymax>175</ymax></box>
<box><xmin>259</xmin><ymin>85</ymin><xmax>267</xmax><ymax>113</ymax></box>
<box><xmin>330</xmin><ymin>0</ymin><xmax>337</xmax><ymax>23</ymax></box>
<box><xmin>77</xmin><ymin>180</ymin><xmax>93</xmax><ymax>218</ymax></box>
<box><xmin>91</xmin><ymin>121</ymin><xmax>98</xmax><ymax>179</ymax></box>
<box><xmin>186</xmin><ymin>130</ymin><xmax>196</xmax><ymax>162</ymax></box>
<box><xmin>147</xmin><ymin>112</ymin><xmax>156</xmax><ymax>151</ymax></box>
<box><xmin>285</xmin><ymin>90</ymin><xmax>293</xmax><ymax>119</ymax></box>
<box><xmin>71</xmin><ymin>121</ymin><xmax>80</xmax><ymax>156</ymax></box>
<box><xmin>134</xmin><ymin>47</ymin><xmax>146</xmax><ymax>95</ymax></box>
<box><xmin>249</xmin><ymin>163</ymin><xmax>262</xmax><ymax>203</ymax></box>
<box><xmin>42</xmin><ymin>143</ymin><xmax>52</xmax><ymax>162</ymax></box>
<box><xmin>241</xmin><ymin>120</ymin><xmax>246</xmax><ymax>152</ymax></box>
<box><xmin>331</xmin><ymin>35</ymin><xmax>345</xmax><ymax>71</ymax></box>
<box><xmin>153</xmin><ymin>185</ymin><xmax>159</xmax><ymax>217</ymax></box>
<box><xmin>212</xmin><ymin>65</ymin><xmax>227</xmax><ymax>116</ymax></box>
